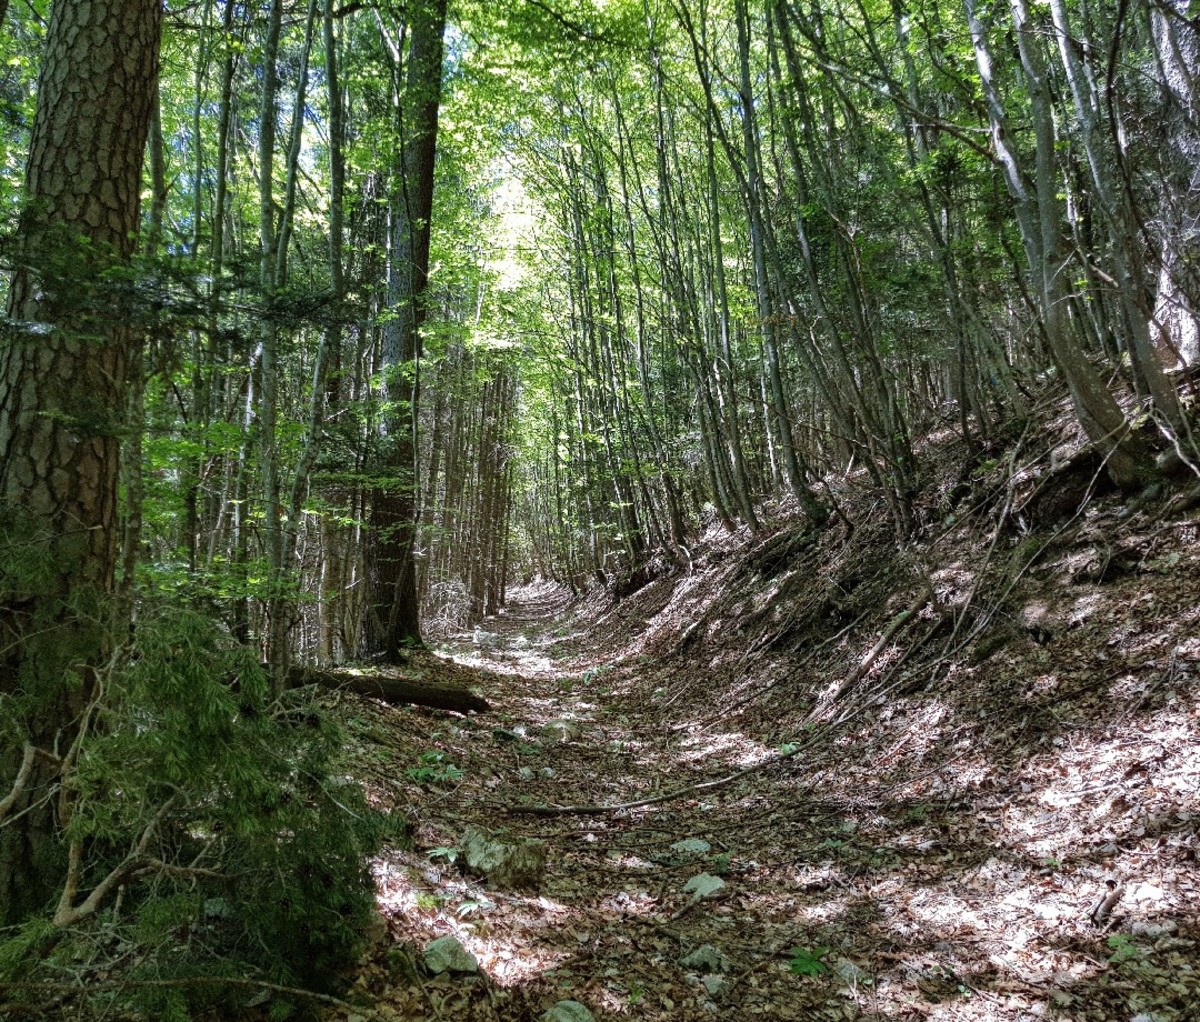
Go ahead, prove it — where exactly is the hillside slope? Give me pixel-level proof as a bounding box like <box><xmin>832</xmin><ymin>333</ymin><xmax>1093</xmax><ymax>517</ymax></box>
<box><xmin>337</xmin><ymin>395</ymin><xmax>1199</xmax><ymax>1022</ymax></box>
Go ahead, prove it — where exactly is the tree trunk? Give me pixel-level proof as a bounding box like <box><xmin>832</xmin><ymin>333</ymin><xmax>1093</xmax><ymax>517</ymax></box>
<box><xmin>734</xmin><ymin>0</ymin><xmax>825</xmax><ymax>524</ymax></box>
<box><xmin>963</xmin><ymin>0</ymin><xmax>1144</xmax><ymax>489</ymax></box>
<box><xmin>0</xmin><ymin>0</ymin><xmax>162</xmax><ymax>926</ymax></box>
<box><xmin>366</xmin><ymin>0</ymin><xmax>448</xmax><ymax>658</ymax></box>
<box><xmin>283</xmin><ymin>666</ymin><xmax>490</xmax><ymax>714</ymax></box>
<box><xmin>1150</xmin><ymin>0</ymin><xmax>1200</xmax><ymax>367</ymax></box>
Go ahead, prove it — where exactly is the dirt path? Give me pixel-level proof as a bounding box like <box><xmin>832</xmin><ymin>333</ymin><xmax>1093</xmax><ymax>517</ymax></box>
<box><xmin>338</xmin><ymin>576</ymin><xmax>1199</xmax><ymax>1022</ymax></box>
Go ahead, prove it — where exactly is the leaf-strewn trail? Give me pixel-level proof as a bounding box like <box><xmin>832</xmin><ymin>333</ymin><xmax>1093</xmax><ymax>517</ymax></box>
<box><xmin>332</xmin><ymin>464</ymin><xmax>1200</xmax><ymax>1022</ymax></box>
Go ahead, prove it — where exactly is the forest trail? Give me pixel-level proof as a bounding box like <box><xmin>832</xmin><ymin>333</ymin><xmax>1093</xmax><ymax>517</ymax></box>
<box><xmin>337</xmin><ymin>543</ymin><xmax>1200</xmax><ymax>1022</ymax></box>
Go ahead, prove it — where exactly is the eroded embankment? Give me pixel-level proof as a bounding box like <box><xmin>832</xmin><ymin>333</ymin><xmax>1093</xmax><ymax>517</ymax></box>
<box><xmin>334</xmin><ymin>414</ymin><xmax>1200</xmax><ymax>1022</ymax></box>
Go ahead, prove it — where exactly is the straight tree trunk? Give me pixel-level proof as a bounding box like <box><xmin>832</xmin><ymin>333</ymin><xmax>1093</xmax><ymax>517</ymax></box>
<box><xmin>0</xmin><ymin>0</ymin><xmax>162</xmax><ymax>926</ymax></box>
<box><xmin>1150</xmin><ymin>1</ymin><xmax>1200</xmax><ymax>366</ymax></box>
<box><xmin>257</xmin><ymin>0</ymin><xmax>287</xmax><ymax>679</ymax></box>
<box><xmin>734</xmin><ymin>0</ymin><xmax>825</xmax><ymax>524</ymax></box>
<box><xmin>366</xmin><ymin>0</ymin><xmax>448</xmax><ymax>657</ymax></box>
<box><xmin>963</xmin><ymin>0</ymin><xmax>1144</xmax><ymax>489</ymax></box>
<box><xmin>1047</xmin><ymin>0</ymin><xmax>1182</xmax><ymax>431</ymax></box>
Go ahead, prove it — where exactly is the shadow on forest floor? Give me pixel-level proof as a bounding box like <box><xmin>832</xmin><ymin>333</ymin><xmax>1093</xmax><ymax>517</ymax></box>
<box><xmin>325</xmin><ymin>418</ymin><xmax>1200</xmax><ymax>1022</ymax></box>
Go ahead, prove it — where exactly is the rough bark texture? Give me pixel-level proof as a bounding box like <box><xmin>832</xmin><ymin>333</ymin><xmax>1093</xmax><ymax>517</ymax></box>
<box><xmin>0</xmin><ymin>0</ymin><xmax>162</xmax><ymax>926</ymax></box>
<box><xmin>284</xmin><ymin>666</ymin><xmax>490</xmax><ymax>713</ymax></box>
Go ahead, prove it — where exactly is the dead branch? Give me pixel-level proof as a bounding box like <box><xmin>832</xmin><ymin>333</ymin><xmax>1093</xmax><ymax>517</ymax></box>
<box><xmin>828</xmin><ymin>584</ymin><xmax>931</xmax><ymax>703</ymax></box>
<box><xmin>0</xmin><ymin>744</ymin><xmax>37</xmax><ymax>824</ymax></box>
<box><xmin>506</xmin><ymin>734</ymin><xmax>821</xmax><ymax>817</ymax></box>
<box><xmin>284</xmin><ymin>665</ymin><xmax>491</xmax><ymax>713</ymax></box>
<box><xmin>53</xmin><ymin>795</ymin><xmax>202</xmax><ymax>927</ymax></box>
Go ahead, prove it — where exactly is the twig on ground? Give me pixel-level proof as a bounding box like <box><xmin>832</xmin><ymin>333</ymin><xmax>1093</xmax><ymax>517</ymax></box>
<box><xmin>506</xmin><ymin>733</ymin><xmax>822</xmax><ymax>817</ymax></box>
<box><xmin>828</xmin><ymin>584</ymin><xmax>931</xmax><ymax>703</ymax></box>
<box><xmin>0</xmin><ymin>976</ymin><xmax>375</xmax><ymax>1017</ymax></box>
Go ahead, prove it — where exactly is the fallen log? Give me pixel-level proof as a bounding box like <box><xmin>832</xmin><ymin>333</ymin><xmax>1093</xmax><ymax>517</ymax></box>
<box><xmin>284</xmin><ymin>665</ymin><xmax>491</xmax><ymax>714</ymax></box>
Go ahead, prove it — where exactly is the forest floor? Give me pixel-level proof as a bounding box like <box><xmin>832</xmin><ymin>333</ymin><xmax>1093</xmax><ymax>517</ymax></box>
<box><xmin>328</xmin><ymin>413</ymin><xmax>1200</xmax><ymax>1022</ymax></box>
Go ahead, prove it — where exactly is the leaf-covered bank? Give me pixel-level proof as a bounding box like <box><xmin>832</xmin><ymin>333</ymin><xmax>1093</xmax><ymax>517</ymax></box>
<box><xmin>313</xmin><ymin>391</ymin><xmax>1199</xmax><ymax>1022</ymax></box>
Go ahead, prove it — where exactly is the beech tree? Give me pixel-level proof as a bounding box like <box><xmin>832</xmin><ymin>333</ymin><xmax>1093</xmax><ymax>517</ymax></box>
<box><xmin>365</xmin><ymin>0</ymin><xmax>449</xmax><ymax>657</ymax></box>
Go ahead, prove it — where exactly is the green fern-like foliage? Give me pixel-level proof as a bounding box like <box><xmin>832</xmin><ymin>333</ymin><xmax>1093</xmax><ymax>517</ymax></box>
<box><xmin>6</xmin><ymin>602</ymin><xmax>401</xmax><ymax>1018</ymax></box>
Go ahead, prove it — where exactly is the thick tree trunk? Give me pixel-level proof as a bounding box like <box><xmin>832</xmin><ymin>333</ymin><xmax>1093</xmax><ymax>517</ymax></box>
<box><xmin>0</xmin><ymin>0</ymin><xmax>162</xmax><ymax>926</ymax></box>
<box><xmin>1151</xmin><ymin>1</ymin><xmax>1200</xmax><ymax>367</ymax></box>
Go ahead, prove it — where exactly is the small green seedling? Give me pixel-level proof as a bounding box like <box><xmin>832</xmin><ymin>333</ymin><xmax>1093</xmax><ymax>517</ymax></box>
<box><xmin>1106</xmin><ymin>934</ymin><xmax>1145</xmax><ymax>965</ymax></box>
<box><xmin>406</xmin><ymin>750</ymin><xmax>464</xmax><ymax>784</ymax></box>
<box><xmin>427</xmin><ymin>846</ymin><xmax>459</xmax><ymax>864</ymax></box>
<box><xmin>788</xmin><ymin>945</ymin><xmax>832</xmax><ymax>978</ymax></box>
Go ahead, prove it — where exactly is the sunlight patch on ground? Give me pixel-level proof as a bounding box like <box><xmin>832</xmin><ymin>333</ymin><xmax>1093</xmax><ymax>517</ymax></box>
<box><xmin>677</xmin><ymin>728</ymin><xmax>775</xmax><ymax>768</ymax></box>
<box><xmin>596</xmin><ymin>889</ymin><xmax>659</xmax><ymax>918</ymax></box>
<box><xmin>372</xmin><ymin>851</ymin><xmax>575</xmax><ymax>986</ymax></box>
<box><xmin>906</xmin><ymin>887</ymin><xmax>988</xmax><ymax>934</ymax></box>
<box><xmin>335</xmin><ymin>522</ymin><xmax>1200</xmax><ymax>1021</ymax></box>
<box><xmin>931</xmin><ymin>563</ymin><xmax>976</xmax><ymax>609</ymax></box>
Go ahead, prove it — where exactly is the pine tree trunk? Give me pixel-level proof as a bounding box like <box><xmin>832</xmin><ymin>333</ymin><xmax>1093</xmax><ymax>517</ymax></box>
<box><xmin>0</xmin><ymin>0</ymin><xmax>161</xmax><ymax>926</ymax></box>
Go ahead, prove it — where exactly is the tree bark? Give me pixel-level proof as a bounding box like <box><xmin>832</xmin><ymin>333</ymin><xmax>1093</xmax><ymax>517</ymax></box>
<box><xmin>963</xmin><ymin>0</ymin><xmax>1145</xmax><ymax>490</ymax></box>
<box><xmin>366</xmin><ymin>0</ymin><xmax>448</xmax><ymax>658</ymax></box>
<box><xmin>0</xmin><ymin>0</ymin><xmax>162</xmax><ymax>926</ymax></box>
<box><xmin>283</xmin><ymin>666</ymin><xmax>490</xmax><ymax>713</ymax></box>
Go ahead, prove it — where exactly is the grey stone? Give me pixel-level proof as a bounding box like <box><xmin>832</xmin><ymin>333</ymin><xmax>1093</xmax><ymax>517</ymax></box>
<box><xmin>462</xmin><ymin>826</ymin><xmax>547</xmax><ymax>890</ymax></box>
<box><xmin>680</xmin><ymin>944</ymin><xmax>729</xmax><ymax>972</ymax></box>
<box><xmin>541</xmin><ymin>999</ymin><xmax>594</xmax><ymax>1022</ymax></box>
<box><xmin>1131</xmin><ymin>920</ymin><xmax>1177</xmax><ymax>939</ymax></box>
<box><xmin>670</xmin><ymin>837</ymin><xmax>712</xmax><ymax>857</ymax></box>
<box><xmin>682</xmin><ymin>873</ymin><xmax>726</xmax><ymax>898</ymax></box>
<box><xmin>541</xmin><ymin>718</ymin><xmax>581</xmax><ymax>742</ymax></box>
<box><xmin>700</xmin><ymin>974</ymin><xmax>730</xmax><ymax>996</ymax></box>
<box><xmin>834</xmin><ymin>957</ymin><xmax>872</xmax><ymax>986</ymax></box>
<box><xmin>423</xmin><ymin>935</ymin><xmax>478</xmax><ymax>975</ymax></box>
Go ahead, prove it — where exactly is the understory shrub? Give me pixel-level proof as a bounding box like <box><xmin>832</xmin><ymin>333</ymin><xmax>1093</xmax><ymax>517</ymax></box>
<box><xmin>1</xmin><ymin>602</ymin><xmax>403</xmax><ymax>1019</ymax></box>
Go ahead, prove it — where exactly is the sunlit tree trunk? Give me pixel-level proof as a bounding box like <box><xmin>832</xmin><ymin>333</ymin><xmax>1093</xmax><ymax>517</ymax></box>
<box><xmin>1150</xmin><ymin>0</ymin><xmax>1200</xmax><ymax>367</ymax></box>
<box><xmin>1047</xmin><ymin>0</ymin><xmax>1182</xmax><ymax>430</ymax></box>
<box><xmin>963</xmin><ymin>0</ymin><xmax>1145</xmax><ymax>489</ymax></box>
<box><xmin>734</xmin><ymin>0</ymin><xmax>825</xmax><ymax>524</ymax></box>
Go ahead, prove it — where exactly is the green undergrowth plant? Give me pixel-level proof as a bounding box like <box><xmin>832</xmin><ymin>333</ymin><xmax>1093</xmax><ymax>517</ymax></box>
<box><xmin>406</xmin><ymin>749</ymin><xmax>465</xmax><ymax>783</ymax></box>
<box><xmin>1</xmin><ymin>601</ymin><xmax>404</xmax><ymax>1020</ymax></box>
<box><xmin>788</xmin><ymin>945</ymin><xmax>832</xmax><ymax>978</ymax></box>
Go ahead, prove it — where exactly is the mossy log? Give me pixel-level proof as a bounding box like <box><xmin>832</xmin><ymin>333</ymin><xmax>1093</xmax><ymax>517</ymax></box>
<box><xmin>283</xmin><ymin>665</ymin><xmax>491</xmax><ymax>713</ymax></box>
